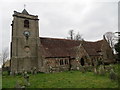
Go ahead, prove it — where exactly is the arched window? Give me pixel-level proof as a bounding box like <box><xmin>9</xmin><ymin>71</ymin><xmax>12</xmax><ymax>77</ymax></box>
<box><xmin>24</xmin><ymin>20</ymin><xmax>29</xmax><ymax>28</ymax></box>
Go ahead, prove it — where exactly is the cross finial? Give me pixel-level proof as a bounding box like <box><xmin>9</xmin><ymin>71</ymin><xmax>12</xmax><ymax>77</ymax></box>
<box><xmin>24</xmin><ymin>4</ymin><xmax>26</xmax><ymax>9</ymax></box>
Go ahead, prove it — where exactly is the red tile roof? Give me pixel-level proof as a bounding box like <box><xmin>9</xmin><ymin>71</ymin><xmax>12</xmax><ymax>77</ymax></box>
<box><xmin>40</xmin><ymin>37</ymin><xmax>104</xmax><ymax>57</ymax></box>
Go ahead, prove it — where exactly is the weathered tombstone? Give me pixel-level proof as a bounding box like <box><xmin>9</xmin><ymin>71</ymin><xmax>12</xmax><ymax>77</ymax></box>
<box><xmin>77</xmin><ymin>67</ymin><xmax>80</xmax><ymax>70</ymax></box>
<box><xmin>93</xmin><ymin>67</ymin><xmax>97</xmax><ymax>74</ymax></box>
<box><xmin>33</xmin><ymin>67</ymin><xmax>37</xmax><ymax>74</ymax></box>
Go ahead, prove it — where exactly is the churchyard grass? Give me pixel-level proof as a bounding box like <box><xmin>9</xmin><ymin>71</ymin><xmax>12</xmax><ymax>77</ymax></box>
<box><xmin>2</xmin><ymin>67</ymin><xmax>119</xmax><ymax>88</ymax></box>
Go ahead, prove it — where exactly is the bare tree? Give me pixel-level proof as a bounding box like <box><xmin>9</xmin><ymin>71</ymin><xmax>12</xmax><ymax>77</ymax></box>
<box><xmin>68</xmin><ymin>30</ymin><xmax>74</xmax><ymax>40</ymax></box>
<box><xmin>104</xmin><ymin>32</ymin><xmax>116</xmax><ymax>49</ymax></box>
<box><xmin>74</xmin><ymin>32</ymin><xmax>83</xmax><ymax>41</ymax></box>
<box><xmin>1</xmin><ymin>47</ymin><xmax>9</xmax><ymax>67</ymax></box>
<box><xmin>67</xmin><ymin>30</ymin><xmax>84</xmax><ymax>41</ymax></box>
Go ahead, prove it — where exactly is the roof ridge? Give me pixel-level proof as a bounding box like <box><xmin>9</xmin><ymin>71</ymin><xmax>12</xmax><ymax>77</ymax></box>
<box><xmin>84</xmin><ymin>39</ymin><xmax>103</xmax><ymax>43</ymax></box>
<box><xmin>40</xmin><ymin>37</ymin><xmax>80</xmax><ymax>42</ymax></box>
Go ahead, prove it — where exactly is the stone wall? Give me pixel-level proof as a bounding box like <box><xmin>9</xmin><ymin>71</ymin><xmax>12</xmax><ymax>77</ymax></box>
<box><xmin>11</xmin><ymin>57</ymin><xmax>38</xmax><ymax>73</ymax></box>
<box><xmin>101</xmin><ymin>39</ymin><xmax>115</xmax><ymax>64</ymax></box>
<box><xmin>43</xmin><ymin>57</ymin><xmax>70</xmax><ymax>73</ymax></box>
<box><xmin>11</xmin><ymin>11</ymin><xmax>40</xmax><ymax>73</ymax></box>
<box><xmin>74</xmin><ymin>45</ymin><xmax>92</xmax><ymax>66</ymax></box>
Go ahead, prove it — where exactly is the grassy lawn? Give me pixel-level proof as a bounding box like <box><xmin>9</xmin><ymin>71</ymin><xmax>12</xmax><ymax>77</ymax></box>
<box><xmin>2</xmin><ymin>64</ymin><xmax>119</xmax><ymax>88</ymax></box>
<box><xmin>2</xmin><ymin>70</ymin><xmax>118</xmax><ymax>88</ymax></box>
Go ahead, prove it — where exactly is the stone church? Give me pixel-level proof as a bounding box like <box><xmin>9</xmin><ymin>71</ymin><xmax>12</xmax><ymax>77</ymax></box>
<box><xmin>10</xmin><ymin>9</ymin><xmax>115</xmax><ymax>73</ymax></box>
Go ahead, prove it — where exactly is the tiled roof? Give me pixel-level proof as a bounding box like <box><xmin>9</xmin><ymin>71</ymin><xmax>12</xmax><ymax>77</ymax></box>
<box><xmin>40</xmin><ymin>37</ymin><xmax>104</xmax><ymax>57</ymax></box>
<box><xmin>40</xmin><ymin>37</ymin><xmax>80</xmax><ymax>57</ymax></box>
<box><xmin>82</xmin><ymin>40</ymin><xmax>103</xmax><ymax>56</ymax></box>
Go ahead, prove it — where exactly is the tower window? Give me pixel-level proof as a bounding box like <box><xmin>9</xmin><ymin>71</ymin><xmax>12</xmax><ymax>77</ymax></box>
<box><xmin>24</xmin><ymin>20</ymin><xmax>29</xmax><ymax>28</ymax></box>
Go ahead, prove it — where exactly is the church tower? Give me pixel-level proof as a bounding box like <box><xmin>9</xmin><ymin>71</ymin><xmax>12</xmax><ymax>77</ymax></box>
<box><xmin>11</xmin><ymin>9</ymin><xmax>40</xmax><ymax>73</ymax></box>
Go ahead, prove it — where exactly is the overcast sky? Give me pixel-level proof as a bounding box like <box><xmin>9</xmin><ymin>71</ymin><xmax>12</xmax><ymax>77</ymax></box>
<box><xmin>0</xmin><ymin>0</ymin><xmax>119</xmax><ymax>61</ymax></box>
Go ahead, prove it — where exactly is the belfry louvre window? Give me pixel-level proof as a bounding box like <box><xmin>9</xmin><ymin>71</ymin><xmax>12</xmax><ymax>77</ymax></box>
<box><xmin>24</xmin><ymin>20</ymin><xmax>29</xmax><ymax>28</ymax></box>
